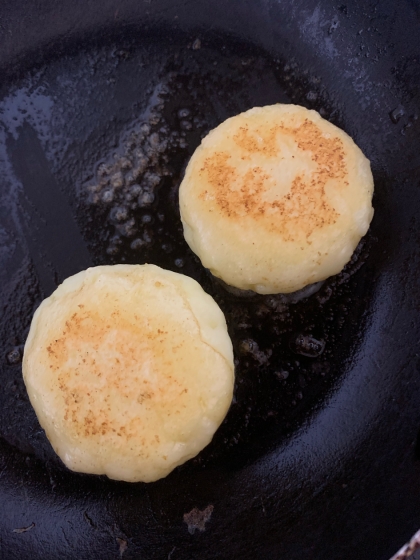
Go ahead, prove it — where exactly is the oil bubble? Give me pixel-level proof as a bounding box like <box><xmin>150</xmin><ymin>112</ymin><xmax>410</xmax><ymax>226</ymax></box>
<box><xmin>291</xmin><ymin>334</ymin><xmax>326</xmax><ymax>357</ymax></box>
<box><xmin>129</xmin><ymin>184</ymin><xmax>143</xmax><ymax>197</ymax></box>
<box><xmin>124</xmin><ymin>172</ymin><xmax>137</xmax><ymax>186</ymax></box>
<box><xmin>138</xmin><ymin>192</ymin><xmax>155</xmax><ymax>207</ymax></box>
<box><xmin>116</xmin><ymin>218</ymin><xmax>137</xmax><ymax>238</ymax></box>
<box><xmin>180</xmin><ymin>120</ymin><xmax>193</xmax><ymax>131</ymax></box>
<box><xmin>97</xmin><ymin>162</ymin><xmax>112</xmax><ymax>177</ymax></box>
<box><xmin>110</xmin><ymin>206</ymin><xmax>129</xmax><ymax>222</ymax></box>
<box><xmin>178</xmin><ymin>108</ymin><xmax>191</xmax><ymax>119</ymax></box>
<box><xmin>130</xmin><ymin>238</ymin><xmax>146</xmax><ymax>250</ymax></box>
<box><xmin>119</xmin><ymin>157</ymin><xmax>132</xmax><ymax>170</ymax></box>
<box><xmin>7</xmin><ymin>348</ymin><xmax>21</xmax><ymax>365</ymax></box>
<box><xmin>143</xmin><ymin>231</ymin><xmax>153</xmax><ymax>243</ymax></box>
<box><xmin>161</xmin><ymin>243</ymin><xmax>172</xmax><ymax>253</ymax></box>
<box><xmin>86</xmin><ymin>184</ymin><xmax>101</xmax><ymax>193</ymax></box>
<box><xmin>102</xmin><ymin>189</ymin><xmax>114</xmax><ymax>203</ymax></box>
<box><xmin>143</xmin><ymin>172</ymin><xmax>160</xmax><ymax>188</ymax></box>
<box><xmin>135</xmin><ymin>156</ymin><xmax>149</xmax><ymax>176</ymax></box>
<box><xmin>106</xmin><ymin>245</ymin><xmax>120</xmax><ymax>256</ymax></box>
<box><xmin>110</xmin><ymin>172</ymin><xmax>124</xmax><ymax>188</ymax></box>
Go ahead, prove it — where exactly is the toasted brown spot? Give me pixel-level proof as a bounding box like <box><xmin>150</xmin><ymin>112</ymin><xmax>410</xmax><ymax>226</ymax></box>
<box><xmin>44</xmin><ymin>302</ymin><xmax>195</xmax><ymax>442</ymax></box>
<box><xmin>198</xmin><ymin>118</ymin><xmax>346</xmax><ymax>242</ymax></box>
<box><xmin>199</xmin><ymin>152</ymin><xmax>237</xmax><ymax>217</ymax></box>
<box><xmin>233</xmin><ymin>124</ymin><xmax>280</xmax><ymax>157</ymax></box>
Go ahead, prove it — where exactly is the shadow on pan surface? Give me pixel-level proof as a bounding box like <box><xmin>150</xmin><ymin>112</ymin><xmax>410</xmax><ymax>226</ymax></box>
<box><xmin>0</xmin><ymin>2</ymin><xmax>419</xmax><ymax>559</ymax></box>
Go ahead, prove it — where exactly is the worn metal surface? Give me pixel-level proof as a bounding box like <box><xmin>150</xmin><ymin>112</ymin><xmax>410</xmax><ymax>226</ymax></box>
<box><xmin>0</xmin><ymin>1</ymin><xmax>420</xmax><ymax>559</ymax></box>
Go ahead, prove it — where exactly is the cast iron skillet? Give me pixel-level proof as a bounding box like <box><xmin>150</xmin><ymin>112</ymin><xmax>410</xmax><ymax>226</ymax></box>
<box><xmin>1</xmin><ymin>0</ymin><xmax>420</xmax><ymax>559</ymax></box>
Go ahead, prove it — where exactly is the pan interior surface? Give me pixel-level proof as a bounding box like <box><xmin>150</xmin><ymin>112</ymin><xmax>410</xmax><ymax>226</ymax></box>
<box><xmin>1</xmin><ymin>27</ymin><xmax>371</xmax><ymax>469</ymax></box>
<box><xmin>0</xmin><ymin>1</ymin><xmax>420</xmax><ymax>559</ymax></box>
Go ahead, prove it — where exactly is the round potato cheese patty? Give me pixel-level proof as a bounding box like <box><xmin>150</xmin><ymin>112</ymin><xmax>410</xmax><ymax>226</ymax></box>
<box><xmin>179</xmin><ymin>104</ymin><xmax>374</xmax><ymax>294</ymax></box>
<box><xmin>23</xmin><ymin>265</ymin><xmax>234</xmax><ymax>482</ymax></box>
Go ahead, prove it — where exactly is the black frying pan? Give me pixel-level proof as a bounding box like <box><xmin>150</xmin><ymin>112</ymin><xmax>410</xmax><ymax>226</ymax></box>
<box><xmin>1</xmin><ymin>1</ymin><xmax>420</xmax><ymax>559</ymax></box>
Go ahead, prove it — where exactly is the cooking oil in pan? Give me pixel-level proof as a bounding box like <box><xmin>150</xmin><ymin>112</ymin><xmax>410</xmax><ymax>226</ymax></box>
<box><xmin>0</xmin><ymin>32</ymin><xmax>374</xmax><ymax>468</ymax></box>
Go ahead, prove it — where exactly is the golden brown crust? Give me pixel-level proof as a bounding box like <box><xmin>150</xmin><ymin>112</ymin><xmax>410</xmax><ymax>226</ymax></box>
<box><xmin>46</xmin><ymin>307</ymin><xmax>183</xmax><ymax>442</ymax></box>
<box><xmin>198</xmin><ymin>119</ymin><xmax>346</xmax><ymax>242</ymax></box>
<box><xmin>179</xmin><ymin>104</ymin><xmax>374</xmax><ymax>294</ymax></box>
